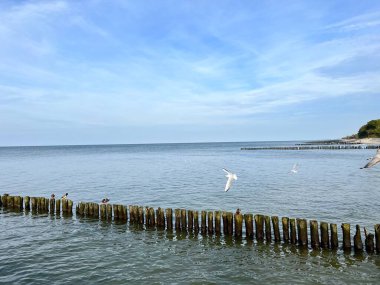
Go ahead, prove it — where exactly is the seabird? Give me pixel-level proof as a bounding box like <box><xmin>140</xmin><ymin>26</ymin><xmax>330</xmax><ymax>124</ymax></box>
<box><xmin>223</xmin><ymin>168</ymin><xmax>237</xmax><ymax>192</ymax></box>
<box><xmin>361</xmin><ymin>149</ymin><xmax>380</xmax><ymax>169</ymax></box>
<box><xmin>101</xmin><ymin>198</ymin><xmax>110</xmax><ymax>204</ymax></box>
<box><xmin>290</xmin><ymin>163</ymin><xmax>299</xmax><ymax>174</ymax></box>
<box><xmin>62</xmin><ymin>193</ymin><xmax>68</xmax><ymax>200</ymax></box>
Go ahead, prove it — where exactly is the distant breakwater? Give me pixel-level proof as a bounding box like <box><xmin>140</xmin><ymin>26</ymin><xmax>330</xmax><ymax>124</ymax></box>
<box><xmin>1</xmin><ymin>194</ymin><xmax>380</xmax><ymax>256</ymax></box>
<box><xmin>241</xmin><ymin>144</ymin><xmax>380</xmax><ymax>151</ymax></box>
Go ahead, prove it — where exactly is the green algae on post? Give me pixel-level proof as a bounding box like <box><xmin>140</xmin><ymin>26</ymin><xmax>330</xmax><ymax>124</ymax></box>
<box><xmin>320</xmin><ymin>222</ymin><xmax>329</xmax><ymax>249</ymax></box>
<box><xmin>341</xmin><ymin>223</ymin><xmax>351</xmax><ymax>251</ymax></box>
<box><xmin>254</xmin><ymin>214</ymin><xmax>264</xmax><ymax>242</ymax></box>
<box><xmin>354</xmin><ymin>225</ymin><xmax>363</xmax><ymax>252</ymax></box>
<box><xmin>297</xmin><ymin>219</ymin><xmax>308</xmax><ymax>246</ymax></box>
<box><xmin>282</xmin><ymin>217</ymin><xmax>289</xmax><ymax>243</ymax></box>
<box><xmin>330</xmin><ymin>224</ymin><xmax>338</xmax><ymax>249</ymax></box>
<box><xmin>234</xmin><ymin>212</ymin><xmax>243</xmax><ymax>238</ymax></box>
<box><xmin>310</xmin><ymin>220</ymin><xmax>320</xmax><ymax>249</ymax></box>
<box><xmin>271</xmin><ymin>216</ymin><xmax>280</xmax><ymax>242</ymax></box>
<box><xmin>244</xmin><ymin>214</ymin><xmax>254</xmax><ymax>240</ymax></box>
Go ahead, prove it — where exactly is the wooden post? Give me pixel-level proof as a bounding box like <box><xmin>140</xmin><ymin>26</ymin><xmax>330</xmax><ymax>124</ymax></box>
<box><xmin>55</xmin><ymin>199</ymin><xmax>61</xmax><ymax>215</ymax></box>
<box><xmin>78</xmin><ymin>202</ymin><xmax>84</xmax><ymax>217</ymax></box>
<box><xmin>44</xmin><ymin>198</ymin><xmax>49</xmax><ymax>213</ymax></box>
<box><xmin>88</xmin><ymin>202</ymin><xmax>95</xmax><ymax>217</ymax></box>
<box><xmin>375</xmin><ymin>224</ymin><xmax>380</xmax><ymax>253</ymax></box>
<box><xmin>118</xmin><ymin>205</ymin><xmax>124</xmax><ymax>221</ymax></box>
<box><xmin>320</xmin><ymin>222</ymin><xmax>329</xmax><ymax>249</ymax></box>
<box><xmin>181</xmin><ymin>209</ymin><xmax>187</xmax><ymax>231</ymax></box>
<box><xmin>119</xmin><ymin>205</ymin><xmax>128</xmax><ymax>222</ymax></box>
<box><xmin>84</xmin><ymin>203</ymin><xmax>89</xmax><ymax>217</ymax></box>
<box><xmin>272</xmin><ymin>216</ymin><xmax>280</xmax><ymax>242</ymax></box>
<box><xmin>282</xmin><ymin>217</ymin><xmax>289</xmax><ymax>243</ymax></box>
<box><xmin>62</xmin><ymin>199</ymin><xmax>68</xmax><ymax>214</ymax></box>
<box><xmin>128</xmin><ymin>206</ymin><xmax>134</xmax><ymax>222</ymax></box>
<box><xmin>290</xmin><ymin>218</ymin><xmax>297</xmax><ymax>244</ymax></box>
<box><xmin>11</xmin><ymin>196</ymin><xmax>17</xmax><ymax>210</ymax></box>
<box><xmin>264</xmin><ymin>215</ymin><xmax>271</xmax><ymax>242</ymax></box>
<box><xmin>156</xmin><ymin>207</ymin><xmax>165</xmax><ymax>228</ymax></box>
<box><xmin>215</xmin><ymin>211</ymin><xmax>221</xmax><ymax>236</ymax></box>
<box><xmin>12</xmin><ymin>196</ymin><xmax>17</xmax><ymax>209</ymax></box>
<box><xmin>100</xmin><ymin>204</ymin><xmax>106</xmax><ymax>220</ymax></box>
<box><xmin>2</xmin><ymin>194</ymin><xmax>9</xmax><ymax>208</ymax></box>
<box><xmin>354</xmin><ymin>225</ymin><xmax>363</xmax><ymax>252</ymax></box>
<box><xmin>138</xmin><ymin>206</ymin><xmax>144</xmax><ymax>225</ymax></box>
<box><xmin>166</xmin><ymin>208</ymin><xmax>173</xmax><ymax>230</ymax></box>
<box><xmin>106</xmin><ymin>204</ymin><xmax>112</xmax><ymax>220</ymax></box>
<box><xmin>31</xmin><ymin>197</ymin><xmax>37</xmax><ymax>212</ymax></box>
<box><xmin>94</xmin><ymin>203</ymin><xmax>100</xmax><ymax>219</ymax></box>
<box><xmin>222</xmin><ymin>211</ymin><xmax>227</xmax><ymax>235</ymax></box>
<box><xmin>234</xmin><ymin>212</ymin><xmax>243</xmax><ymax>238</ymax></box>
<box><xmin>67</xmin><ymin>200</ymin><xmax>73</xmax><ymax>215</ymax></box>
<box><xmin>145</xmin><ymin>207</ymin><xmax>151</xmax><ymax>226</ymax></box>
<box><xmin>244</xmin><ymin>214</ymin><xmax>254</xmax><ymax>240</ymax></box>
<box><xmin>14</xmin><ymin>196</ymin><xmax>22</xmax><ymax>211</ymax></box>
<box><xmin>207</xmin><ymin>211</ymin><xmax>214</xmax><ymax>235</ymax></box>
<box><xmin>156</xmin><ymin>208</ymin><xmax>161</xmax><ymax>227</ymax></box>
<box><xmin>7</xmin><ymin>196</ymin><xmax>14</xmax><ymax>209</ymax></box>
<box><xmin>193</xmin><ymin>211</ymin><xmax>199</xmax><ymax>234</ymax></box>
<box><xmin>0</xmin><ymin>194</ymin><xmax>2</xmax><ymax>207</ymax></box>
<box><xmin>297</xmin><ymin>219</ymin><xmax>308</xmax><ymax>246</ymax></box>
<box><xmin>330</xmin><ymin>224</ymin><xmax>338</xmax><ymax>249</ymax></box>
<box><xmin>310</xmin><ymin>220</ymin><xmax>319</xmax><ymax>249</ymax></box>
<box><xmin>149</xmin><ymin>207</ymin><xmax>155</xmax><ymax>227</ymax></box>
<box><xmin>113</xmin><ymin>204</ymin><xmax>119</xmax><ymax>220</ymax></box>
<box><xmin>201</xmin><ymin>210</ymin><xmax>207</xmax><ymax>234</ymax></box>
<box><xmin>226</xmin><ymin>212</ymin><xmax>233</xmax><ymax>236</ymax></box>
<box><xmin>341</xmin><ymin>223</ymin><xmax>351</xmax><ymax>250</ymax></box>
<box><xmin>255</xmin><ymin>214</ymin><xmax>264</xmax><ymax>242</ymax></box>
<box><xmin>24</xmin><ymin>196</ymin><xmax>30</xmax><ymax>211</ymax></box>
<box><xmin>35</xmin><ymin>197</ymin><xmax>41</xmax><ymax>212</ymax></box>
<box><xmin>188</xmin><ymin>210</ymin><xmax>194</xmax><ymax>232</ymax></box>
<box><xmin>175</xmin><ymin>209</ymin><xmax>181</xmax><ymax>230</ymax></box>
<box><xmin>134</xmin><ymin>206</ymin><xmax>139</xmax><ymax>223</ymax></box>
<box><xmin>365</xmin><ymin>229</ymin><xmax>375</xmax><ymax>254</ymax></box>
<box><xmin>49</xmin><ymin>198</ymin><xmax>55</xmax><ymax>213</ymax></box>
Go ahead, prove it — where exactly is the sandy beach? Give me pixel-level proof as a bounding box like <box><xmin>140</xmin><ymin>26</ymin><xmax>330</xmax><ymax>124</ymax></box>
<box><xmin>341</xmin><ymin>138</ymin><xmax>380</xmax><ymax>145</ymax></box>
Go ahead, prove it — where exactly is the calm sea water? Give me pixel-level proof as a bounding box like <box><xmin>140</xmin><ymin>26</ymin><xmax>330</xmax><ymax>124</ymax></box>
<box><xmin>1</xmin><ymin>142</ymin><xmax>379</xmax><ymax>284</ymax></box>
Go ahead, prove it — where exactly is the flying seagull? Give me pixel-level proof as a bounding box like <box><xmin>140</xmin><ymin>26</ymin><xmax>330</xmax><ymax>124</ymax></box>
<box><xmin>223</xmin><ymin>168</ymin><xmax>237</xmax><ymax>192</ymax></box>
<box><xmin>290</xmin><ymin>163</ymin><xmax>299</xmax><ymax>174</ymax></box>
<box><xmin>362</xmin><ymin>149</ymin><xmax>380</xmax><ymax>169</ymax></box>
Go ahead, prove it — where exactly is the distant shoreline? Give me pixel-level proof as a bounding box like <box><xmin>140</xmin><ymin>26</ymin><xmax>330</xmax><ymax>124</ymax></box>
<box><xmin>303</xmin><ymin>138</ymin><xmax>380</xmax><ymax>145</ymax></box>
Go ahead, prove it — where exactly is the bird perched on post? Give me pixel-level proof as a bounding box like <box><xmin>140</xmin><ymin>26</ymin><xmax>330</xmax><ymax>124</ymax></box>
<box><xmin>101</xmin><ymin>198</ymin><xmax>110</xmax><ymax>204</ymax></box>
<box><xmin>61</xmin><ymin>193</ymin><xmax>68</xmax><ymax>200</ymax></box>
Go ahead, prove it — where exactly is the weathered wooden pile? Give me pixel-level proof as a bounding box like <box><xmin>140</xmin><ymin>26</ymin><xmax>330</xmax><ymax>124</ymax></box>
<box><xmin>1</xmin><ymin>194</ymin><xmax>379</xmax><ymax>255</ymax></box>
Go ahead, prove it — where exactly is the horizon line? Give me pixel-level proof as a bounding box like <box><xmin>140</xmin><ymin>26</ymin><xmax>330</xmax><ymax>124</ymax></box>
<box><xmin>0</xmin><ymin>138</ymin><xmax>339</xmax><ymax>148</ymax></box>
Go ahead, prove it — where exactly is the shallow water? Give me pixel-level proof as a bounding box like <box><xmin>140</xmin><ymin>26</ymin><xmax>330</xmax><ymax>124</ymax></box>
<box><xmin>1</xmin><ymin>142</ymin><xmax>380</xmax><ymax>284</ymax></box>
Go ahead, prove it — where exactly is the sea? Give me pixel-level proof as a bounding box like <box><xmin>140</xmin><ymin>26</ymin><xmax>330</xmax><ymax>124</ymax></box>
<box><xmin>0</xmin><ymin>141</ymin><xmax>379</xmax><ymax>284</ymax></box>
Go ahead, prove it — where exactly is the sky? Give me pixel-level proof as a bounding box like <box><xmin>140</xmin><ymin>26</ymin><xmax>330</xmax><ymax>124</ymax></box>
<box><xmin>0</xmin><ymin>0</ymin><xmax>380</xmax><ymax>146</ymax></box>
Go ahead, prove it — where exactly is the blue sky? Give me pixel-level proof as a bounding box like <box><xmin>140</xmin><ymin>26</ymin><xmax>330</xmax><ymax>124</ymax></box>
<box><xmin>0</xmin><ymin>0</ymin><xmax>379</xmax><ymax>146</ymax></box>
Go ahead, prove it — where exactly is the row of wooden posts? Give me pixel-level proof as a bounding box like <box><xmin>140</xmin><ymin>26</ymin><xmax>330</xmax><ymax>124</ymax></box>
<box><xmin>1</xmin><ymin>194</ymin><xmax>380</xmax><ymax>254</ymax></box>
<box><xmin>241</xmin><ymin>145</ymin><xmax>380</xmax><ymax>151</ymax></box>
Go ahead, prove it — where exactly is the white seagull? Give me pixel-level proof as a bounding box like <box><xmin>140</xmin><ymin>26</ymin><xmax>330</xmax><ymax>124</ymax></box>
<box><xmin>290</xmin><ymin>163</ymin><xmax>299</xmax><ymax>174</ymax></box>
<box><xmin>362</xmin><ymin>149</ymin><xmax>380</xmax><ymax>169</ymax></box>
<box><xmin>223</xmin><ymin>168</ymin><xmax>237</xmax><ymax>192</ymax></box>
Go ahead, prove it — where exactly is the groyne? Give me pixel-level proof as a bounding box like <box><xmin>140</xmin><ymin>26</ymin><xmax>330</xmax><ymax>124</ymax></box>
<box><xmin>1</xmin><ymin>194</ymin><xmax>379</xmax><ymax>255</ymax></box>
<box><xmin>241</xmin><ymin>145</ymin><xmax>380</xmax><ymax>151</ymax></box>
